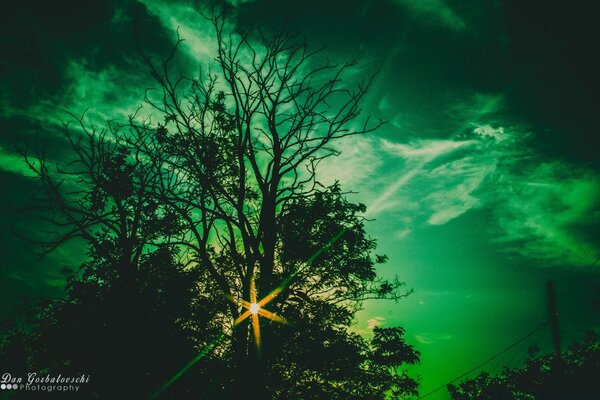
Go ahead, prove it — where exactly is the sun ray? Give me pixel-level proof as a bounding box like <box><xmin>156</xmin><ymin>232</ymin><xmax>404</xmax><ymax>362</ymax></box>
<box><xmin>257</xmin><ymin>307</ymin><xmax>287</xmax><ymax>324</ymax></box>
<box><xmin>233</xmin><ymin>309</ymin><xmax>252</xmax><ymax>327</ymax></box>
<box><xmin>148</xmin><ymin>332</ymin><xmax>227</xmax><ymax>400</ymax></box>
<box><xmin>149</xmin><ymin>227</ymin><xmax>348</xmax><ymax>398</ymax></box>
<box><xmin>252</xmin><ymin>312</ymin><xmax>261</xmax><ymax>349</ymax></box>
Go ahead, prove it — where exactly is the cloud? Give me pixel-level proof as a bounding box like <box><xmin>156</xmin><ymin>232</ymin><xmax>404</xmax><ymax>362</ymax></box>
<box><xmin>320</xmin><ymin>99</ymin><xmax>600</xmax><ymax>268</ymax></box>
<box><xmin>318</xmin><ymin>135</ymin><xmax>384</xmax><ymax>189</ymax></box>
<box><xmin>415</xmin><ymin>332</ymin><xmax>454</xmax><ymax>345</ymax></box>
<box><xmin>394</xmin><ymin>227</ymin><xmax>413</xmax><ymax>239</ymax></box>
<box><xmin>423</xmin><ymin>150</ymin><xmax>495</xmax><ymax>225</ymax></box>
<box><xmin>319</xmin><ymin>126</ymin><xmax>498</xmax><ymax>225</ymax></box>
<box><xmin>415</xmin><ymin>334</ymin><xmax>432</xmax><ymax>344</ymax></box>
<box><xmin>387</xmin><ymin>125</ymin><xmax>600</xmax><ymax>267</ymax></box>
<box><xmin>0</xmin><ymin>146</ymin><xmax>36</xmax><ymax>177</ymax></box>
<box><xmin>392</xmin><ymin>0</ymin><xmax>467</xmax><ymax>31</ymax></box>
<box><xmin>445</xmin><ymin>92</ymin><xmax>507</xmax><ymax>134</ymax></box>
<box><xmin>496</xmin><ymin>163</ymin><xmax>600</xmax><ymax>266</ymax></box>
<box><xmin>367</xmin><ymin>316</ymin><xmax>386</xmax><ymax>330</ymax></box>
<box><xmin>368</xmin><ymin>135</ymin><xmax>488</xmax><ymax>220</ymax></box>
<box><xmin>59</xmin><ymin>60</ymin><xmax>149</xmax><ymax>122</ymax></box>
<box><xmin>473</xmin><ymin>124</ymin><xmax>505</xmax><ymax>140</ymax></box>
<box><xmin>142</xmin><ymin>0</ymin><xmax>219</xmax><ymax>64</ymax></box>
<box><xmin>381</xmin><ymin>138</ymin><xmax>475</xmax><ymax>159</ymax></box>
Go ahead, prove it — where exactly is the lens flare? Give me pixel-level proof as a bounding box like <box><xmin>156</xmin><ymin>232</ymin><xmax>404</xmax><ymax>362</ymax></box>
<box><xmin>250</xmin><ymin>302</ymin><xmax>260</xmax><ymax>315</ymax></box>
<box><xmin>151</xmin><ymin>228</ymin><xmax>348</xmax><ymax>398</ymax></box>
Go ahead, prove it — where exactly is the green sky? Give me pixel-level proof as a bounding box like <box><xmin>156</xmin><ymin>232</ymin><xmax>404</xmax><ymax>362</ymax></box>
<box><xmin>2</xmin><ymin>1</ymin><xmax>600</xmax><ymax>399</ymax></box>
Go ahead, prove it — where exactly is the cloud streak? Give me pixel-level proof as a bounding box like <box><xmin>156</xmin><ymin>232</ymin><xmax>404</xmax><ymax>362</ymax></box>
<box><xmin>496</xmin><ymin>162</ymin><xmax>600</xmax><ymax>266</ymax></box>
<box><xmin>320</xmin><ymin>114</ymin><xmax>600</xmax><ymax>268</ymax></box>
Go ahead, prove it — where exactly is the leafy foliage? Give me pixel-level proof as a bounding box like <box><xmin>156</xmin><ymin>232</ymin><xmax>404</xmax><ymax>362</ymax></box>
<box><xmin>448</xmin><ymin>332</ymin><xmax>600</xmax><ymax>400</ymax></box>
<box><xmin>0</xmin><ymin>246</ymin><xmax>221</xmax><ymax>399</ymax></box>
<box><xmin>1</xmin><ymin>12</ymin><xmax>420</xmax><ymax>400</ymax></box>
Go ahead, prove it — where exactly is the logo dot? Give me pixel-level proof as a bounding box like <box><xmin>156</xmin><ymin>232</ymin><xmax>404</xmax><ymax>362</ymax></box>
<box><xmin>1</xmin><ymin>383</ymin><xmax>6</xmax><ymax>389</ymax></box>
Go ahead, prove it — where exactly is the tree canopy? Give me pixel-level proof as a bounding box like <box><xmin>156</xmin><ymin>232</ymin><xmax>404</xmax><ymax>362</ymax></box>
<box><xmin>1</xmin><ymin>12</ymin><xmax>419</xmax><ymax>400</ymax></box>
<box><xmin>448</xmin><ymin>331</ymin><xmax>600</xmax><ymax>400</ymax></box>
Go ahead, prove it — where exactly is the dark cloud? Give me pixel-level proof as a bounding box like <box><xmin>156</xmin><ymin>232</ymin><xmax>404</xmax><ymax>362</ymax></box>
<box><xmin>234</xmin><ymin>0</ymin><xmax>512</xmax><ymax>85</ymax></box>
<box><xmin>0</xmin><ymin>1</ymin><xmax>179</xmax><ymax>318</ymax></box>
<box><xmin>229</xmin><ymin>0</ymin><xmax>518</xmax><ymax>140</ymax></box>
<box><xmin>0</xmin><ymin>170</ymin><xmax>76</xmax><ymax>317</ymax></box>
<box><xmin>229</xmin><ymin>0</ymin><xmax>600</xmax><ymax>161</ymax></box>
<box><xmin>502</xmin><ymin>0</ymin><xmax>600</xmax><ymax>167</ymax></box>
<box><xmin>1</xmin><ymin>0</ymin><xmax>173</xmax><ymax>108</ymax></box>
<box><xmin>235</xmin><ymin>0</ymin><xmax>406</xmax><ymax>50</ymax></box>
<box><xmin>0</xmin><ymin>116</ymin><xmax>72</xmax><ymax>160</ymax></box>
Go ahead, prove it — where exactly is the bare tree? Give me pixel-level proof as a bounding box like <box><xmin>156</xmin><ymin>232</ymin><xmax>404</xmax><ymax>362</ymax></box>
<box><xmin>16</xmin><ymin>15</ymin><xmax>414</xmax><ymax>400</ymax></box>
<box><xmin>131</xmin><ymin>15</ymin><xmax>407</xmax><ymax>398</ymax></box>
<box><xmin>18</xmin><ymin>112</ymin><xmax>184</xmax><ymax>278</ymax></box>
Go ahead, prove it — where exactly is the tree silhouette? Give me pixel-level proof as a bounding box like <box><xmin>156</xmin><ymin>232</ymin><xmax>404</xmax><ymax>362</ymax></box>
<box><xmin>1</xmin><ymin>13</ymin><xmax>419</xmax><ymax>400</ymax></box>
<box><xmin>447</xmin><ymin>331</ymin><xmax>600</xmax><ymax>400</ymax></box>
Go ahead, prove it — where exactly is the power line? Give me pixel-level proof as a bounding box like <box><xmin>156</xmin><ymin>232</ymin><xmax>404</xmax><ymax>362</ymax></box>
<box><xmin>573</xmin><ymin>244</ymin><xmax>593</xmax><ymax>267</ymax></box>
<box><xmin>417</xmin><ymin>323</ymin><xmax>547</xmax><ymax>400</ymax></box>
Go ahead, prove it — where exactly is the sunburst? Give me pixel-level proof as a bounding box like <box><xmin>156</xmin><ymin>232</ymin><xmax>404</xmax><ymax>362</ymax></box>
<box><xmin>227</xmin><ymin>277</ymin><xmax>287</xmax><ymax>350</ymax></box>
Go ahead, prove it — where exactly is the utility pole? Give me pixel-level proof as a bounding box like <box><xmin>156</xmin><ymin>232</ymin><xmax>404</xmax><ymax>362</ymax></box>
<box><xmin>546</xmin><ymin>280</ymin><xmax>561</xmax><ymax>359</ymax></box>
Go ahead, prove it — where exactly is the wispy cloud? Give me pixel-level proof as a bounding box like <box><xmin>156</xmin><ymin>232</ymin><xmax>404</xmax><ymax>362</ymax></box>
<box><xmin>392</xmin><ymin>0</ymin><xmax>468</xmax><ymax>31</ymax></box>
<box><xmin>366</xmin><ymin>138</ymin><xmax>476</xmax><ymax>216</ymax></box>
<box><xmin>381</xmin><ymin>138</ymin><xmax>474</xmax><ymax>159</ymax></box>
<box><xmin>318</xmin><ymin>135</ymin><xmax>384</xmax><ymax>189</ymax></box>
<box><xmin>367</xmin><ymin>316</ymin><xmax>386</xmax><ymax>330</ymax></box>
<box><xmin>151</xmin><ymin>2</ymin><xmax>219</xmax><ymax>64</ymax></box>
<box><xmin>0</xmin><ymin>146</ymin><xmax>36</xmax><ymax>177</ymax></box>
<box><xmin>496</xmin><ymin>162</ymin><xmax>600</xmax><ymax>266</ymax></box>
<box><xmin>320</xmin><ymin>130</ymin><xmax>496</xmax><ymax>233</ymax></box>
<box><xmin>320</xmin><ymin>109</ymin><xmax>600</xmax><ymax>268</ymax></box>
<box><xmin>415</xmin><ymin>332</ymin><xmax>454</xmax><ymax>345</ymax></box>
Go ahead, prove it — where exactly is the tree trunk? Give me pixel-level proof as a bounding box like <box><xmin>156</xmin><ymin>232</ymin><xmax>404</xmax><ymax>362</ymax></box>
<box><xmin>230</xmin><ymin>319</ymin><xmax>269</xmax><ymax>400</ymax></box>
<box><xmin>258</xmin><ymin>192</ymin><xmax>277</xmax><ymax>400</ymax></box>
